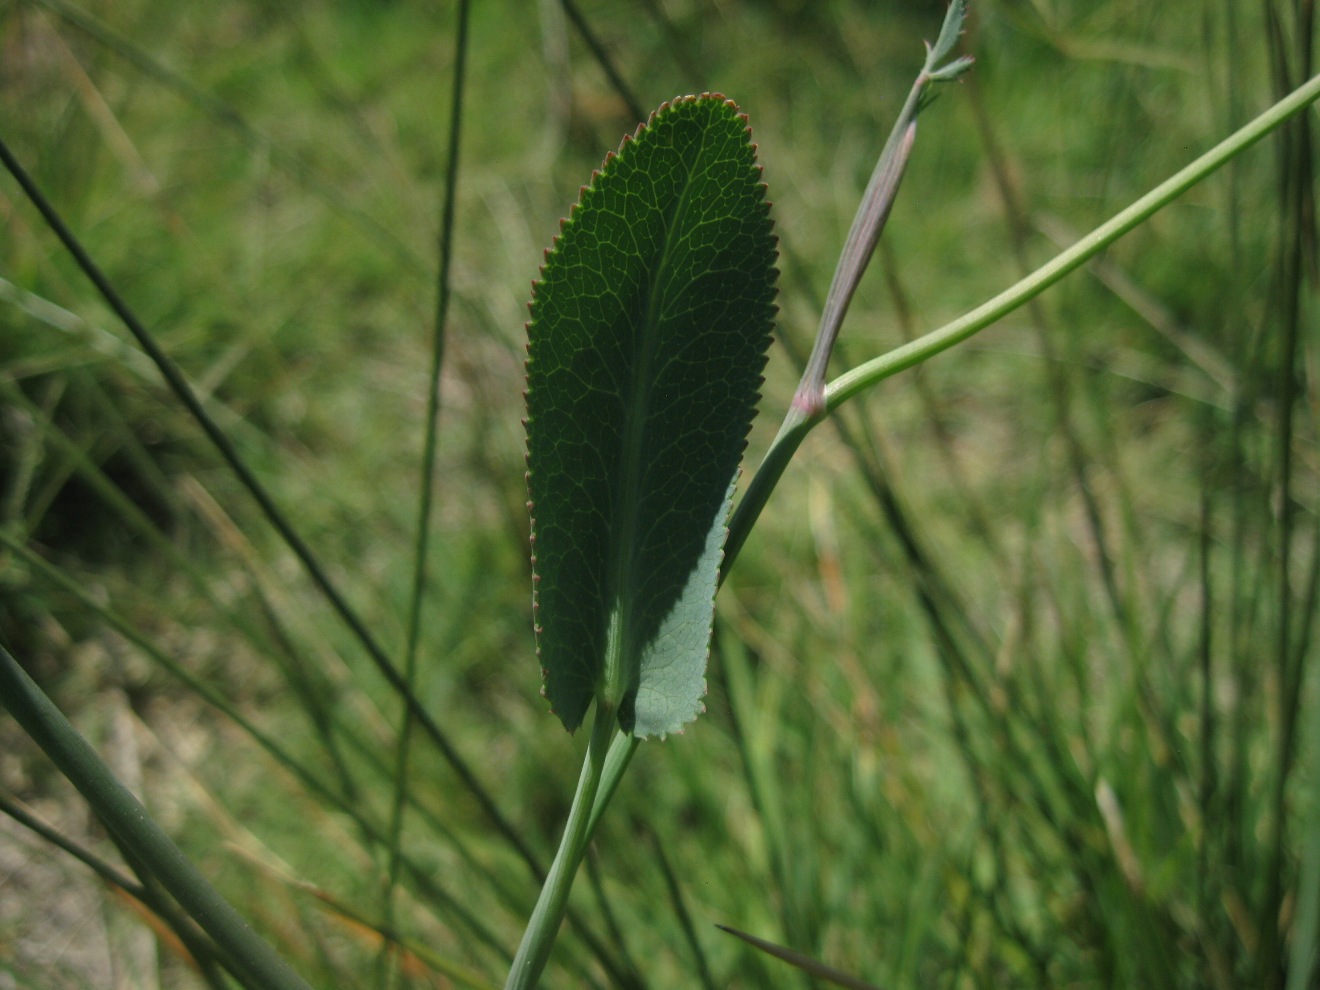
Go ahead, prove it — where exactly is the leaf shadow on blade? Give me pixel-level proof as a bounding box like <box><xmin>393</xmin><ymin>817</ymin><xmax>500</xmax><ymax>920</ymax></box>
<box><xmin>524</xmin><ymin>94</ymin><xmax>779</xmax><ymax>738</ymax></box>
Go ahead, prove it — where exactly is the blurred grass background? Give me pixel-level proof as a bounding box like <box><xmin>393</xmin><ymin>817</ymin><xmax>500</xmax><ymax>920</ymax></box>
<box><xmin>1</xmin><ymin>0</ymin><xmax>1317</xmax><ymax>987</ymax></box>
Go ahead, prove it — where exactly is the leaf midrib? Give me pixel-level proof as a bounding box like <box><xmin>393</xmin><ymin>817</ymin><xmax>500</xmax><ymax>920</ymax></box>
<box><xmin>600</xmin><ymin>128</ymin><xmax>708</xmax><ymax>712</ymax></box>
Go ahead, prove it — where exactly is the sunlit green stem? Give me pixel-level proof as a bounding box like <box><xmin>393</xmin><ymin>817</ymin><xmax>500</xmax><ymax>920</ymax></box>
<box><xmin>722</xmin><ymin>415</ymin><xmax>815</xmax><ymax>586</ymax></box>
<box><xmin>505</xmin><ymin>702</ymin><xmax>616</xmax><ymax>989</ymax></box>
<box><xmin>827</xmin><ymin>72</ymin><xmax>1320</xmax><ymax>412</ymax></box>
<box><xmin>383</xmin><ymin>3</ymin><xmax>472</xmax><ymax>982</ymax></box>
<box><xmin>587</xmin><ymin>729</ymin><xmax>641</xmax><ymax>839</ymax></box>
<box><xmin>724</xmin><ymin>71</ymin><xmax>1320</xmax><ymax>584</ymax></box>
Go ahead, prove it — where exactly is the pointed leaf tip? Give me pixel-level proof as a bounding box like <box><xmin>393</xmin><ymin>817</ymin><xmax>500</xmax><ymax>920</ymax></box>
<box><xmin>928</xmin><ymin>0</ymin><xmax>970</xmax><ymax>68</ymax></box>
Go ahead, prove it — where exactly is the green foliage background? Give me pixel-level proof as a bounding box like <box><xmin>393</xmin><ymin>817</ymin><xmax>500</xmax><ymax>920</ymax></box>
<box><xmin>1</xmin><ymin>1</ymin><xmax>1316</xmax><ymax>988</ymax></box>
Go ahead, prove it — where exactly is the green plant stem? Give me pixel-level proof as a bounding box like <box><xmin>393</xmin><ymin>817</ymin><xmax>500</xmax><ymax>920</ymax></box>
<box><xmin>505</xmin><ymin>703</ymin><xmax>616</xmax><ymax>990</ymax></box>
<box><xmin>586</xmin><ymin>729</ymin><xmax>641</xmax><ymax>839</ymax></box>
<box><xmin>383</xmin><ymin>0</ymin><xmax>471</xmax><ymax>977</ymax></box>
<box><xmin>721</xmin><ymin>416</ymin><xmax>812</xmax><ymax>586</ymax></box>
<box><xmin>0</xmin><ymin>789</ymin><xmax>232</xmax><ymax>989</ymax></box>
<box><xmin>826</xmin><ymin>71</ymin><xmax>1320</xmax><ymax>412</ymax></box>
<box><xmin>723</xmin><ymin>70</ymin><xmax>1320</xmax><ymax>583</ymax></box>
<box><xmin>715</xmin><ymin>924</ymin><xmax>883</xmax><ymax>990</ymax></box>
<box><xmin>1288</xmin><ymin>657</ymin><xmax>1320</xmax><ymax>990</ymax></box>
<box><xmin>0</xmin><ymin>643</ymin><xmax>314</xmax><ymax>990</ymax></box>
<box><xmin>557</xmin><ymin>0</ymin><xmax>645</xmax><ymax>123</ymax></box>
<box><xmin>790</xmin><ymin>0</ymin><xmax>970</xmax><ymax>417</ymax></box>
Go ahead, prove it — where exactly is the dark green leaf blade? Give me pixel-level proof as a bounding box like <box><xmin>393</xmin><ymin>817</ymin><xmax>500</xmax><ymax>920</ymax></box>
<box><xmin>525</xmin><ymin>94</ymin><xmax>777</xmax><ymax>737</ymax></box>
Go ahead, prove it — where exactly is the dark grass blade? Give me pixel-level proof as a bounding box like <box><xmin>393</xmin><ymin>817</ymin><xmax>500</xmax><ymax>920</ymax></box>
<box><xmin>381</xmin><ymin>0</ymin><xmax>472</xmax><ymax>973</ymax></box>
<box><xmin>651</xmin><ymin>830</ymin><xmax>718</xmax><ymax>990</ymax></box>
<box><xmin>558</xmin><ymin>0</ymin><xmax>646</xmax><ymax>123</ymax></box>
<box><xmin>716</xmin><ymin>924</ymin><xmax>884</xmax><ymax>990</ymax></box>
<box><xmin>0</xmin><ymin>642</ymin><xmax>314</xmax><ymax>990</ymax></box>
<box><xmin>0</xmin><ymin>788</ymin><xmax>234</xmax><ymax>988</ymax></box>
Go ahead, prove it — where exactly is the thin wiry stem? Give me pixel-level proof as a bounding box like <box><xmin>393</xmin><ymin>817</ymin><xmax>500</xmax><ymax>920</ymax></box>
<box><xmin>382</xmin><ymin>0</ymin><xmax>472</xmax><ymax>979</ymax></box>
<box><xmin>0</xmin><ymin>531</ymin><xmax>513</xmax><ymax>962</ymax></box>
<box><xmin>715</xmin><ymin>924</ymin><xmax>883</xmax><ymax>990</ymax></box>
<box><xmin>787</xmin><ymin>0</ymin><xmax>972</xmax><ymax>424</ymax></box>
<box><xmin>0</xmin><ymin>788</ymin><xmax>233</xmax><ymax>988</ymax></box>
<box><xmin>824</xmin><ymin>79</ymin><xmax>1320</xmax><ymax>412</ymax></box>
<box><xmin>722</xmin><ymin>1</ymin><xmax>971</xmax><ymax>580</ymax></box>
<box><xmin>1259</xmin><ymin>5</ymin><xmax>1315</xmax><ymax>982</ymax></box>
<box><xmin>723</xmin><ymin>69</ymin><xmax>1320</xmax><ymax>586</ymax></box>
<box><xmin>558</xmin><ymin>0</ymin><xmax>646</xmax><ymax>122</ymax></box>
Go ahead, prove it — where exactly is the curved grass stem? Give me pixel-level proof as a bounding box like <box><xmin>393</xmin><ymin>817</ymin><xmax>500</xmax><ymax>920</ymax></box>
<box><xmin>825</xmin><ymin>71</ymin><xmax>1320</xmax><ymax>413</ymax></box>
<box><xmin>383</xmin><ymin>0</ymin><xmax>473</xmax><ymax>979</ymax></box>
<box><xmin>723</xmin><ymin>70</ymin><xmax>1320</xmax><ymax>584</ymax></box>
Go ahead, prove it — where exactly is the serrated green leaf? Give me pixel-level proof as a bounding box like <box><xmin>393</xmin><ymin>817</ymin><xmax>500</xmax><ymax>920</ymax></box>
<box><xmin>525</xmin><ymin>94</ymin><xmax>777</xmax><ymax>738</ymax></box>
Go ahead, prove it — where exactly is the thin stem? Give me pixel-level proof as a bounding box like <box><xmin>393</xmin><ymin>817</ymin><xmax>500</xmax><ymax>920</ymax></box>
<box><xmin>715</xmin><ymin>924</ymin><xmax>884</xmax><ymax>990</ymax></box>
<box><xmin>722</xmin><ymin>71</ymin><xmax>1320</xmax><ymax>582</ymax></box>
<box><xmin>789</xmin><ymin>0</ymin><xmax>971</xmax><ymax>419</ymax></box>
<box><xmin>0</xmin><ymin>786</ymin><xmax>236</xmax><ymax>988</ymax></box>
<box><xmin>790</xmin><ymin>117</ymin><xmax>916</xmax><ymax>419</ymax></box>
<box><xmin>1259</xmin><ymin>8</ymin><xmax>1314</xmax><ymax>980</ymax></box>
<box><xmin>721</xmin><ymin>416</ymin><xmax>812</xmax><ymax>586</ymax></box>
<box><xmin>652</xmin><ymin>832</ymin><xmax>717</xmax><ymax>990</ymax></box>
<box><xmin>586</xmin><ymin>729</ymin><xmax>641</xmax><ymax>839</ymax></box>
<box><xmin>0</xmin><ymin>789</ymin><xmax>148</xmax><ymax>902</ymax></box>
<box><xmin>382</xmin><ymin>0</ymin><xmax>472</xmax><ymax>973</ymax></box>
<box><xmin>557</xmin><ymin>0</ymin><xmax>646</xmax><ymax>123</ymax></box>
<box><xmin>505</xmin><ymin>705</ymin><xmax>616</xmax><ymax>990</ymax></box>
<box><xmin>824</xmin><ymin>71</ymin><xmax>1320</xmax><ymax>414</ymax></box>
<box><xmin>0</xmin><ymin>531</ymin><xmax>513</xmax><ymax>964</ymax></box>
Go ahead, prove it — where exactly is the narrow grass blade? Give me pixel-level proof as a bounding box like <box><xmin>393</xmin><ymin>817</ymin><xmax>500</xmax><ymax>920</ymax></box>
<box><xmin>383</xmin><ymin>0</ymin><xmax>472</xmax><ymax>974</ymax></box>
<box><xmin>0</xmin><ymin>789</ymin><xmax>147</xmax><ymax>901</ymax></box>
<box><xmin>716</xmin><ymin>924</ymin><xmax>883</xmax><ymax>990</ymax></box>
<box><xmin>0</xmin><ymin>531</ymin><xmax>516</xmax><ymax>964</ymax></box>
<box><xmin>652</xmin><ymin>831</ymin><xmax>717</xmax><ymax>990</ymax></box>
<box><xmin>1288</xmin><ymin>677</ymin><xmax>1320</xmax><ymax>990</ymax></box>
<box><xmin>0</xmin><ymin>642</ymin><xmax>314</xmax><ymax>990</ymax></box>
<box><xmin>557</xmin><ymin>0</ymin><xmax>646</xmax><ymax>122</ymax></box>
